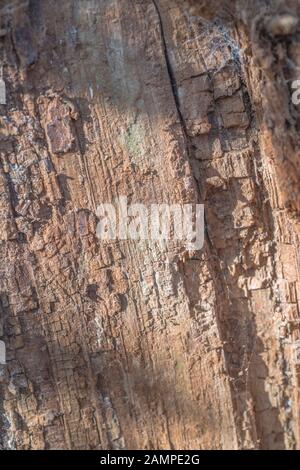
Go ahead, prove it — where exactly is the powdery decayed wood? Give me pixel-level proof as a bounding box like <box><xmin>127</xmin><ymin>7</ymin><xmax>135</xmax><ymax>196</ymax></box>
<box><xmin>0</xmin><ymin>0</ymin><xmax>300</xmax><ymax>450</ymax></box>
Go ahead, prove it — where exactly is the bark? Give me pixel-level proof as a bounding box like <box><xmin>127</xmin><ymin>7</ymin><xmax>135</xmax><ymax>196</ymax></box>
<box><xmin>0</xmin><ymin>0</ymin><xmax>300</xmax><ymax>450</ymax></box>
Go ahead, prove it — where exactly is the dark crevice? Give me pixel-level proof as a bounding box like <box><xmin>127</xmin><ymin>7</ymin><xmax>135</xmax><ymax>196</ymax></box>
<box><xmin>152</xmin><ymin>0</ymin><xmax>219</xmax><ymax>257</ymax></box>
<box><xmin>152</xmin><ymin>0</ymin><xmax>189</xmax><ymax>142</ymax></box>
<box><xmin>152</xmin><ymin>0</ymin><xmax>225</xmax><ymax>254</ymax></box>
<box><xmin>181</xmin><ymin>71</ymin><xmax>209</xmax><ymax>82</ymax></box>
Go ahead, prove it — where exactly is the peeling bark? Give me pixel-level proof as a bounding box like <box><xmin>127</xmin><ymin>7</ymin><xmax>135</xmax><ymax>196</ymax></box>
<box><xmin>0</xmin><ymin>0</ymin><xmax>300</xmax><ymax>450</ymax></box>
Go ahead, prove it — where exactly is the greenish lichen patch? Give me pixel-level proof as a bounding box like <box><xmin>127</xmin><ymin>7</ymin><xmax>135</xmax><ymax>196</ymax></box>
<box><xmin>119</xmin><ymin>122</ymin><xmax>146</xmax><ymax>163</ymax></box>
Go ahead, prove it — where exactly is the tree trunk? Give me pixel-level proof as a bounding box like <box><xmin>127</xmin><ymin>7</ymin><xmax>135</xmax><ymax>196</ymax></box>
<box><xmin>0</xmin><ymin>0</ymin><xmax>300</xmax><ymax>450</ymax></box>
